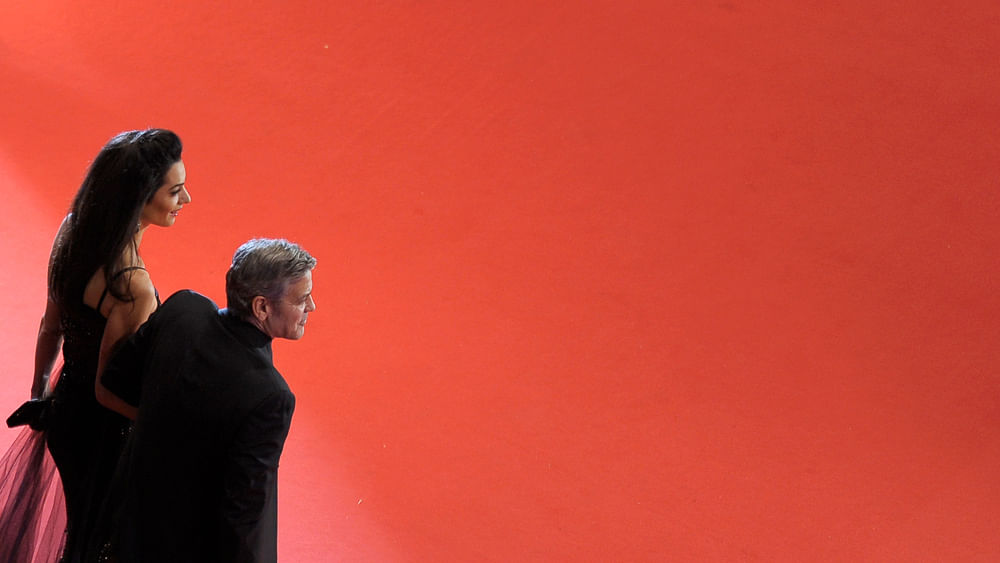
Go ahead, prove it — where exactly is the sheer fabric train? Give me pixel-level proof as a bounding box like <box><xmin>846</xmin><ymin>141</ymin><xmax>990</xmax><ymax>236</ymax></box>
<box><xmin>0</xmin><ymin>426</ymin><xmax>66</xmax><ymax>562</ymax></box>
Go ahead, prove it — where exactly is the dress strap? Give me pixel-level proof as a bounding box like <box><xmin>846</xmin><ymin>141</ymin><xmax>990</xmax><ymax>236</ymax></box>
<box><xmin>95</xmin><ymin>267</ymin><xmax>148</xmax><ymax>312</ymax></box>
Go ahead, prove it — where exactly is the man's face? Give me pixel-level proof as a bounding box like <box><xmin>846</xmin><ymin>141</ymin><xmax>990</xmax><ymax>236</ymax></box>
<box><xmin>261</xmin><ymin>270</ymin><xmax>315</xmax><ymax>340</ymax></box>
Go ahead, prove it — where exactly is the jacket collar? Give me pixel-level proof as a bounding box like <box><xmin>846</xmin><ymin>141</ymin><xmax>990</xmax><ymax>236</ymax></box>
<box><xmin>219</xmin><ymin>308</ymin><xmax>273</xmax><ymax>353</ymax></box>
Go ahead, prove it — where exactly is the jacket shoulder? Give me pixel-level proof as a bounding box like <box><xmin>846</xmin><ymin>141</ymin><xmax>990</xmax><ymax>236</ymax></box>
<box><xmin>158</xmin><ymin>290</ymin><xmax>219</xmax><ymax>315</ymax></box>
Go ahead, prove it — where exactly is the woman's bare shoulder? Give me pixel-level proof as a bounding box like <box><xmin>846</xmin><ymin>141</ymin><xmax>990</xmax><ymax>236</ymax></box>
<box><xmin>122</xmin><ymin>267</ymin><xmax>156</xmax><ymax>298</ymax></box>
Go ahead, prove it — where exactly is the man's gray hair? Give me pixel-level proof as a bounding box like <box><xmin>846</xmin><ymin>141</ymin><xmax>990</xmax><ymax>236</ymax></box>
<box><xmin>226</xmin><ymin>238</ymin><xmax>316</xmax><ymax>319</ymax></box>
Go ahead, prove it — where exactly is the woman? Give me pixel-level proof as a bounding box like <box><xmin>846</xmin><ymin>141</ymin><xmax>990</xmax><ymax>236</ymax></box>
<box><xmin>6</xmin><ymin>129</ymin><xmax>190</xmax><ymax>562</ymax></box>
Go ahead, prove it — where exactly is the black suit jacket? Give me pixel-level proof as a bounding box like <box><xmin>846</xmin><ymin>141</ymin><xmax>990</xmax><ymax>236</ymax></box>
<box><xmin>103</xmin><ymin>290</ymin><xmax>295</xmax><ymax>563</ymax></box>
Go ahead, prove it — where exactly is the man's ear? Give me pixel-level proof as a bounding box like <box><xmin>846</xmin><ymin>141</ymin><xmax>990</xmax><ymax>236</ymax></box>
<box><xmin>250</xmin><ymin>295</ymin><xmax>269</xmax><ymax>322</ymax></box>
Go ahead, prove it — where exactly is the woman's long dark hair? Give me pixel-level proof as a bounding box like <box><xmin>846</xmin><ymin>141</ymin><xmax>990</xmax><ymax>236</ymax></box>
<box><xmin>49</xmin><ymin>129</ymin><xmax>182</xmax><ymax>314</ymax></box>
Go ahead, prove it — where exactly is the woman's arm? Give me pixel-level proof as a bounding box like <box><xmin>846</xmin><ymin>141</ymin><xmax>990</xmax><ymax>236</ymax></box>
<box><xmin>94</xmin><ymin>270</ymin><xmax>158</xmax><ymax>420</ymax></box>
<box><xmin>32</xmin><ymin>297</ymin><xmax>62</xmax><ymax>399</ymax></box>
<box><xmin>32</xmin><ymin>216</ymin><xmax>70</xmax><ymax>399</ymax></box>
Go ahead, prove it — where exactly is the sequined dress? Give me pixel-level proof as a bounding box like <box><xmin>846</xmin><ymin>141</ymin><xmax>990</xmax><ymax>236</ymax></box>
<box><xmin>45</xmin><ymin>269</ymin><xmax>148</xmax><ymax>562</ymax></box>
<box><xmin>46</xmin><ymin>315</ymin><xmax>127</xmax><ymax>560</ymax></box>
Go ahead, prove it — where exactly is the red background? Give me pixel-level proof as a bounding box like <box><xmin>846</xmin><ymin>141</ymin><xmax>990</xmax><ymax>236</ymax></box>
<box><xmin>1</xmin><ymin>2</ymin><xmax>998</xmax><ymax>560</ymax></box>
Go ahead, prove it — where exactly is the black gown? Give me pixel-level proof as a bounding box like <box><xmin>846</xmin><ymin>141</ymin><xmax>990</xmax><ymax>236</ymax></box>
<box><xmin>45</xmin><ymin>268</ymin><xmax>149</xmax><ymax>562</ymax></box>
<box><xmin>45</xmin><ymin>313</ymin><xmax>128</xmax><ymax>561</ymax></box>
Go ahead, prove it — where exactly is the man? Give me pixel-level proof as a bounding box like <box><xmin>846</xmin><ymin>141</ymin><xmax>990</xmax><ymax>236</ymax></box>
<box><xmin>100</xmin><ymin>238</ymin><xmax>316</xmax><ymax>562</ymax></box>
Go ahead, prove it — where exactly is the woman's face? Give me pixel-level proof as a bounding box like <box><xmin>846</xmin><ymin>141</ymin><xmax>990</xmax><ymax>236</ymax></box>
<box><xmin>141</xmin><ymin>160</ymin><xmax>190</xmax><ymax>228</ymax></box>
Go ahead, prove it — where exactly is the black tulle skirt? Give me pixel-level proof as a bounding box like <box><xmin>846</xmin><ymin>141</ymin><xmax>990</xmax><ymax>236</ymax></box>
<box><xmin>0</xmin><ymin>426</ymin><xmax>66</xmax><ymax>563</ymax></box>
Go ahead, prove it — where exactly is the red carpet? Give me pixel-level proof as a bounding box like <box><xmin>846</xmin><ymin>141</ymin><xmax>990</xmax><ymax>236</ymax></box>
<box><xmin>1</xmin><ymin>2</ymin><xmax>999</xmax><ymax>560</ymax></box>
